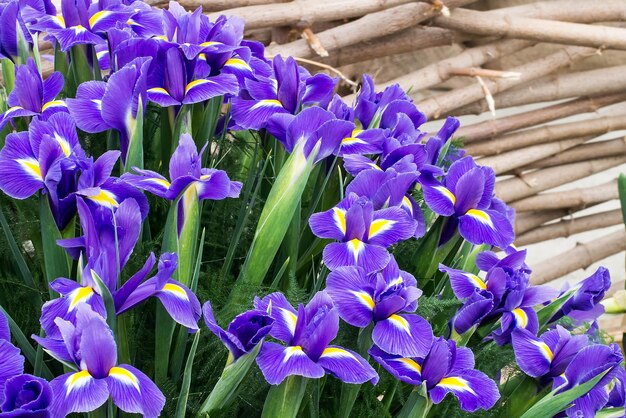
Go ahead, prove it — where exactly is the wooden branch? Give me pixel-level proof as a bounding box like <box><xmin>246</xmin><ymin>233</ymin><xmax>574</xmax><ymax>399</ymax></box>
<box><xmin>527</xmin><ymin>137</ymin><xmax>626</xmax><ymax>169</ymax></box>
<box><xmin>448</xmin><ymin>68</ymin><xmax>521</xmax><ymax>79</ymax></box>
<box><xmin>515</xmin><ymin>210</ymin><xmax>570</xmax><ymax>235</ymax></box>
<box><xmin>209</xmin><ymin>0</ymin><xmax>412</xmax><ymax>30</ymax></box>
<box><xmin>180</xmin><ymin>0</ymin><xmax>279</xmax><ymax>11</ymax></box>
<box><xmin>495</xmin><ymin>157</ymin><xmax>626</xmax><ymax>203</ymax></box>
<box><xmin>266</xmin><ymin>0</ymin><xmax>477</xmax><ymax>59</ymax></box>
<box><xmin>478</xmin><ymin>137</ymin><xmax>590</xmax><ymax>175</ymax></box>
<box><xmin>510</xmin><ymin>180</ymin><xmax>618</xmax><ymax>212</ymax></box>
<box><xmin>414</xmin><ymin>45</ymin><xmax>595</xmax><ymax>119</ymax></box>
<box><xmin>530</xmin><ymin>229</ymin><xmax>626</xmax><ymax>285</ymax></box>
<box><xmin>465</xmin><ymin>115</ymin><xmax>626</xmax><ymax>156</ymax></box>
<box><xmin>433</xmin><ymin>8</ymin><xmax>626</xmax><ymax>50</ymax></box>
<box><xmin>454</xmin><ymin>93</ymin><xmax>626</xmax><ymax>143</ymax></box>
<box><xmin>456</xmin><ymin>65</ymin><xmax>626</xmax><ymax>115</ymax></box>
<box><xmin>489</xmin><ymin>0</ymin><xmax>626</xmax><ymax>22</ymax></box>
<box><xmin>516</xmin><ymin>209</ymin><xmax>624</xmax><ymax>247</ymax></box>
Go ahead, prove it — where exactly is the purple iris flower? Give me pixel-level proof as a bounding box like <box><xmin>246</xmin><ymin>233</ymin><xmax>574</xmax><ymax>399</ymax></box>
<box><xmin>0</xmin><ymin>313</ymin><xmax>24</xmax><ymax>407</ymax></box>
<box><xmin>266</xmin><ymin>107</ymin><xmax>354</xmax><ymax>164</ymax></box>
<box><xmin>0</xmin><ymin>0</ymin><xmax>35</xmax><ymax>62</ymax></box>
<box><xmin>512</xmin><ymin>325</ymin><xmax>589</xmax><ymax>381</ymax></box>
<box><xmin>370</xmin><ymin>337</ymin><xmax>500</xmax><ymax>412</ymax></box>
<box><xmin>0</xmin><ymin>58</ymin><xmax>67</xmax><ymax>130</ymax></box>
<box><xmin>34</xmin><ymin>304</ymin><xmax>165</xmax><ymax>417</ymax></box>
<box><xmin>422</xmin><ymin>156</ymin><xmax>514</xmax><ymax>248</ymax></box>
<box><xmin>231</xmin><ymin>55</ymin><xmax>336</xmax><ymax>130</ymax></box>
<box><xmin>309</xmin><ymin>192</ymin><xmax>417</xmax><ymax>273</ymax></box>
<box><xmin>551</xmin><ymin>266</ymin><xmax>611</xmax><ymax>324</ymax></box>
<box><xmin>345</xmin><ymin>165</ymin><xmax>425</xmax><ymax>238</ymax></box>
<box><xmin>552</xmin><ymin>343</ymin><xmax>623</xmax><ymax>417</ymax></box>
<box><xmin>450</xmin><ymin>290</ymin><xmax>494</xmax><ymax>336</ymax></box>
<box><xmin>1</xmin><ymin>373</ymin><xmax>52</xmax><ymax>417</ymax></box>
<box><xmin>67</xmin><ymin>57</ymin><xmax>151</xmax><ymax>164</ymax></box>
<box><xmin>122</xmin><ymin>133</ymin><xmax>241</xmax><ymax>202</ymax></box>
<box><xmin>146</xmin><ymin>46</ymin><xmax>239</xmax><ymax>108</ymax></box>
<box><xmin>326</xmin><ymin>258</ymin><xmax>433</xmax><ymax>358</ymax></box>
<box><xmin>440</xmin><ymin>248</ymin><xmax>558</xmax><ymax>344</ymax></box>
<box><xmin>253</xmin><ymin>291</ymin><xmax>378</xmax><ymax>385</ymax></box>
<box><xmin>202</xmin><ymin>301</ymin><xmax>274</xmax><ymax>362</ymax></box>
<box><xmin>606</xmin><ymin>368</ymin><xmax>626</xmax><ymax>410</ymax></box>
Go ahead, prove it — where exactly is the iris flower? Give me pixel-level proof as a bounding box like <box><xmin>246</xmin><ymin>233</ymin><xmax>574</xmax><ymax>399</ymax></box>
<box><xmin>203</xmin><ymin>301</ymin><xmax>274</xmax><ymax>362</ymax></box>
<box><xmin>551</xmin><ymin>266</ymin><xmax>611</xmax><ymax>324</ymax></box>
<box><xmin>309</xmin><ymin>192</ymin><xmax>417</xmax><ymax>273</ymax></box>
<box><xmin>422</xmin><ymin>156</ymin><xmax>514</xmax><ymax>248</ymax></box>
<box><xmin>0</xmin><ymin>58</ymin><xmax>67</xmax><ymax>130</ymax></box>
<box><xmin>253</xmin><ymin>291</ymin><xmax>378</xmax><ymax>385</ymax></box>
<box><xmin>370</xmin><ymin>337</ymin><xmax>500</xmax><ymax>412</ymax></box>
<box><xmin>326</xmin><ymin>258</ymin><xmax>433</xmax><ymax>358</ymax></box>
<box><xmin>0</xmin><ymin>312</ymin><xmax>24</xmax><ymax>405</ymax></box>
<box><xmin>35</xmin><ymin>304</ymin><xmax>165</xmax><ymax>417</ymax></box>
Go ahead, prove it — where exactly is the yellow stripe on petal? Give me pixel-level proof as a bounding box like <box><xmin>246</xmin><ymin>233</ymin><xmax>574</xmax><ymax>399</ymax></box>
<box><xmin>397</xmin><ymin>358</ymin><xmax>422</xmax><ymax>375</ymax></box>
<box><xmin>402</xmin><ymin>196</ymin><xmax>413</xmax><ymax>215</ymax></box>
<box><xmin>65</xmin><ymin>370</ymin><xmax>92</xmax><ymax>395</ymax></box>
<box><xmin>281</xmin><ymin>308</ymin><xmax>298</xmax><ymax>336</ymax></box>
<box><xmin>532</xmin><ymin>340</ymin><xmax>554</xmax><ymax>362</ymax></box>
<box><xmin>147</xmin><ymin>87</ymin><xmax>169</xmax><ymax>95</ymax></box>
<box><xmin>251</xmin><ymin>99</ymin><xmax>283</xmax><ymax>110</ymax></box>
<box><xmin>73</xmin><ymin>25</ymin><xmax>87</xmax><ymax>33</ymax></box>
<box><xmin>200</xmin><ymin>41</ymin><xmax>222</xmax><ymax>47</ymax></box>
<box><xmin>55</xmin><ymin>14</ymin><xmax>65</xmax><ymax>28</ymax></box>
<box><xmin>284</xmin><ymin>345</ymin><xmax>305</xmax><ymax>362</ymax></box>
<box><xmin>388</xmin><ymin>314</ymin><xmax>410</xmax><ymax>333</ymax></box>
<box><xmin>184</xmin><ymin>79</ymin><xmax>210</xmax><ymax>94</ymax></box>
<box><xmin>465</xmin><ymin>209</ymin><xmax>494</xmax><ymax>227</ymax></box>
<box><xmin>69</xmin><ymin>286</ymin><xmax>94</xmax><ymax>311</ymax></box>
<box><xmin>54</xmin><ymin>133</ymin><xmax>72</xmax><ymax>157</ymax></box>
<box><xmin>332</xmin><ymin>207</ymin><xmax>347</xmax><ymax>235</ymax></box>
<box><xmin>17</xmin><ymin>158</ymin><xmax>43</xmax><ymax>180</ymax></box>
<box><xmin>465</xmin><ymin>273</ymin><xmax>487</xmax><ymax>290</ymax></box>
<box><xmin>108</xmin><ymin>366</ymin><xmax>140</xmax><ymax>392</ymax></box>
<box><xmin>88</xmin><ymin>189</ymin><xmax>119</xmax><ymax>208</ymax></box>
<box><xmin>434</xmin><ymin>186</ymin><xmax>456</xmax><ymax>205</ymax></box>
<box><xmin>225</xmin><ymin>58</ymin><xmax>251</xmax><ymax>70</ymax></box>
<box><xmin>321</xmin><ymin>347</ymin><xmax>355</xmax><ymax>359</ymax></box>
<box><xmin>438</xmin><ymin>376</ymin><xmax>476</xmax><ymax>394</ymax></box>
<box><xmin>5</xmin><ymin>105</ymin><xmax>24</xmax><ymax>115</ymax></box>
<box><xmin>352</xmin><ymin>291</ymin><xmax>375</xmax><ymax>310</ymax></box>
<box><xmin>148</xmin><ymin>177</ymin><xmax>171</xmax><ymax>188</ymax></box>
<box><xmin>369</xmin><ymin>219</ymin><xmax>396</xmax><ymax>239</ymax></box>
<box><xmin>89</xmin><ymin>10</ymin><xmax>112</xmax><ymax>29</ymax></box>
<box><xmin>162</xmin><ymin>283</ymin><xmax>189</xmax><ymax>300</ymax></box>
<box><xmin>512</xmin><ymin>308</ymin><xmax>528</xmax><ymax>328</ymax></box>
<box><xmin>347</xmin><ymin>239</ymin><xmax>364</xmax><ymax>262</ymax></box>
<box><xmin>41</xmin><ymin>100</ymin><xmax>67</xmax><ymax>112</ymax></box>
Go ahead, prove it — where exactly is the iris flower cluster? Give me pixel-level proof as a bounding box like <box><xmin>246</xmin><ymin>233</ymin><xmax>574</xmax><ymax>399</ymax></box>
<box><xmin>0</xmin><ymin>0</ymin><xmax>621</xmax><ymax>416</ymax></box>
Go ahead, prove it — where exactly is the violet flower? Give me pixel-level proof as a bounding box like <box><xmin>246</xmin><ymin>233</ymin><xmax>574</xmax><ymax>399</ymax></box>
<box><xmin>1</xmin><ymin>374</ymin><xmax>52</xmax><ymax>417</ymax></box>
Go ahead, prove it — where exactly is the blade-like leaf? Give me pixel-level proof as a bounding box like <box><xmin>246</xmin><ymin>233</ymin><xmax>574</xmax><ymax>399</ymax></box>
<box><xmin>0</xmin><ymin>206</ymin><xmax>36</xmax><ymax>290</ymax></box>
<box><xmin>175</xmin><ymin>330</ymin><xmax>200</xmax><ymax>418</ymax></box>
<box><xmin>618</xmin><ymin>173</ymin><xmax>626</xmax><ymax>226</ymax></box>
<box><xmin>261</xmin><ymin>375</ymin><xmax>309</xmax><ymax>418</ymax></box>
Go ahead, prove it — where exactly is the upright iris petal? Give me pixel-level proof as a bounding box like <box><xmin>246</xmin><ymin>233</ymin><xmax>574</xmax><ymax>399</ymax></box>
<box><xmin>551</xmin><ymin>267</ymin><xmax>611</xmax><ymax>324</ymax></box>
<box><xmin>253</xmin><ymin>291</ymin><xmax>378</xmax><ymax>385</ymax></box>
<box><xmin>326</xmin><ymin>259</ymin><xmax>432</xmax><ymax>358</ymax></box>
<box><xmin>370</xmin><ymin>337</ymin><xmax>500</xmax><ymax>413</ymax></box>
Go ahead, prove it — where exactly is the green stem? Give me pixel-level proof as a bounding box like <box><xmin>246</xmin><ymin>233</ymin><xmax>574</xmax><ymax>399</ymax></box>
<box><xmin>337</xmin><ymin>324</ymin><xmax>373</xmax><ymax>418</ymax></box>
<box><xmin>396</xmin><ymin>386</ymin><xmax>432</xmax><ymax>418</ymax></box>
<box><xmin>261</xmin><ymin>376</ymin><xmax>308</xmax><ymax>418</ymax></box>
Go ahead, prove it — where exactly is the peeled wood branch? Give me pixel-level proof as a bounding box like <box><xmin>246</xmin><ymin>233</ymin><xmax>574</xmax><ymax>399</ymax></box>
<box><xmin>530</xmin><ymin>229</ymin><xmax>626</xmax><ymax>285</ymax></box>
<box><xmin>465</xmin><ymin>115</ymin><xmax>626</xmax><ymax>156</ymax></box>
<box><xmin>495</xmin><ymin>157</ymin><xmax>626</xmax><ymax>203</ymax></box>
<box><xmin>527</xmin><ymin>137</ymin><xmax>626</xmax><ymax>169</ymax></box>
<box><xmin>266</xmin><ymin>0</ymin><xmax>477</xmax><ymax>59</ymax></box>
<box><xmin>456</xmin><ymin>65</ymin><xmax>626</xmax><ymax>115</ymax></box>
<box><xmin>490</xmin><ymin>0</ymin><xmax>626</xmax><ymax>22</ymax></box>
<box><xmin>179</xmin><ymin>0</ymin><xmax>278</xmax><ymax>11</ymax></box>
<box><xmin>415</xmin><ymin>45</ymin><xmax>595</xmax><ymax>119</ymax></box>
<box><xmin>510</xmin><ymin>180</ymin><xmax>618</xmax><ymax>212</ymax></box>
<box><xmin>478</xmin><ymin>137</ymin><xmax>589</xmax><ymax>175</ymax></box>
<box><xmin>515</xmin><ymin>210</ymin><xmax>570</xmax><ymax>235</ymax></box>
<box><xmin>433</xmin><ymin>8</ymin><xmax>626</xmax><ymax>50</ymax></box>
<box><xmin>454</xmin><ymin>93</ymin><xmax>626</xmax><ymax>143</ymax></box>
<box><xmin>516</xmin><ymin>209</ymin><xmax>624</xmax><ymax>247</ymax></box>
<box><xmin>209</xmin><ymin>0</ymin><xmax>412</xmax><ymax>30</ymax></box>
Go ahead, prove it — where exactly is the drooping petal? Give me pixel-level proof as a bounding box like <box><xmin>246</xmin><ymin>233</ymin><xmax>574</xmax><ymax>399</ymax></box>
<box><xmin>511</xmin><ymin>329</ymin><xmax>552</xmax><ymax>378</ymax></box>
<box><xmin>155</xmin><ymin>279</ymin><xmax>202</xmax><ymax>330</ymax></box>
<box><xmin>106</xmin><ymin>364</ymin><xmax>165</xmax><ymax>418</ymax></box>
<box><xmin>429</xmin><ymin>369</ymin><xmax>500</xmax><ymax>412</ymax></box>
<box><xmin>309</xmin><ymin>206</ymin><xmax>348</xmax><ymax>241</ymax></box>
<box><xmin>202</xmin><ymin>301</ymin><xmax>246</xmax><ymax>358</ymax></box>
<box><xmin>368</xmin><ymin>345</ymin><xmax>422</xmax><ymax>385</ymax></box>
<box><xmin>439</xmin><ymin>265</ymin><xmax>487</xmax><ymax>299</ymax></box>
<box><xmin>317</xmin><ymin>346</ymin><xmax>379</xmax><ymax>384</ymax></box>
<box><xmin>0</xmin><ymin>132</ymin><xmax>43</xmax><ymax>199</ymax></box>
<box><xmin>458</xmin><ymin>209</ymin><xmax>514</xmax><ymax>248</ymax></box>
<box><xmin>452</xmin><ymin>291</ymin><xmax>493</xmax><ymax>335</ymax></box>
<box><xmin>366</xmin><ymin>207</ymin><xmax>417</xmax><ymax>248</ymax></box>
<box><xmin>49</xmin><ymin>371</ymin><xmax>109</xmax><ymax>417</ymax></box>
<box><xmin>67</xmin><ymin>81</ymin><xmax>108</xmax><ymax>133</ymax></box>
<box><xmin>372</xmin><ymin>313</ymin><xmax>433</xmax><ymax>358</ymax></box>
<box><xmin>323</xmin><ymin>241</ymin><xmax>390</xmax><ymax>275</ymax></box>
<box><xmin>182</xmin><ymin>73</ymin><xmax>239</xmax><ymax>104</ymax></box>
<box><xmin>230</xmin><ymin>97</ymin><xmax>286</xmax><ymax>130</ymax></box>
<box><xmin>256</xmin><ymin>342</ymin><xmax>325</xmax><ymax>385</ymax></box>
<box><xmin>325</xmin><ymin>267</ymin><xmax>375</xmax><ymax>328</ymax></box>
<box><xmin>422</xmin><ymin>184</ymin><xmax>456</xmax><ymax>216</ymax></box>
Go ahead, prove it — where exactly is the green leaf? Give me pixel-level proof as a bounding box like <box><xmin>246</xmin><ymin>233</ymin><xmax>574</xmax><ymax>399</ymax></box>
<box><xmin>1</xmin><ymin>59</ymin><xmax>15</xmax><ymax>94</ymax></box>
<box><xmin>519</xmin><ymin>368</ymin><xmax>611</xmax><ymax>418</ymax></box>
<box><xmin>0</xmin><ymin>206</ymin><xmax>36</xmax><ymax>290</ymax></box>
<box><xmin>536</xmin><ymin>289</ymin><xmax>575</xmax><ymax>331</ymax></box>
<box><xmin>123</xmin><ymin>97</ymin><xmax>144</xmax><ymax>172</ymax></box>
<box><xmin>90</xmin><ymin>270</ymin><xmax>117</xmax><ymax>339</ymax></box>
<box><xmin>175</xmin><ymin>330</ymin><xmax>200</xmax><ymax>418</ymax></box>
<box><xmin>39</xmin><ymin>196</ymin><xmax>70</xmax><ymax>294</ymax></box>
<box><xmin>597</xmin><ymin>407</ymin><xmax>625</xmax><ymax>418</ymax></box>
<box><xmin>261</xmin><ymin>375</ymin><xmax>309</xmax><ymax>418</ymax></box>
<box><xmin>618</xmin><ymin>173</ymin><xmax>626</xmax><ymax>226</ymax></box>
<box><xmin>395</xmin><ymin>385</ymin><xmax>431</xmax><ymax>418</ymax></box>
<box><xmin>197</xmin><ymin>342</ymin><xmax>263</xmax><ymax>416</ymax></box>
<box><xmin>177</xmin><ymin>185</ymin><xmax>200</xmax><ymax>287</ymax></box>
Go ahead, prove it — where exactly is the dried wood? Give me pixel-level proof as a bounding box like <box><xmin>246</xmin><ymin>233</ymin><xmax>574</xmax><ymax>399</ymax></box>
<box><xmin>266</xmin><ymin>0</ymin><xmax>477</xmax><ymax>59</ymax></box>
<box><xmin>478</xmin><ymin>137</ymin><xmax>589</xmax><ymax>175</ymax></box>
<box><xmin>527</xmin><ymin>137</ymin><xmax>626</xmax><ymax>169</ymax></box>
<box><xmin>180</xmin><ymin>0</ymin><xmax>280</xmax><ymax>11</ymax></box>
<box><xmin>465</xmin><ymin>115</ymin><xmax>626</xmax><ymax>156</ymax></box>
<box><xmin>489</xmin><ymin>0</ymin><xmax>626</xmax><ymax>22</ymax></box>
<box><xmin>516</xmin><ymin>209</ymin><xmax>624</xmax><ymax>246</ymax></box>
<box><xmin>456</xmin><ymin>65</ymin><xmax>626</xmax><ymax>114</ymax></box>
<box><xmin>433</xmin><ymin>8</ymin><xmax>626</xmax><ymax>50</ymax></box>
<box><xmin>510</xmin><ymin>180</ymin><xmax>619</xmax><ymax>212</ymax></box>
<box><xmin>530</xmin><ymin>229</ymin><xmax>626</xmax><ymax>284</ymax></box>
<box><xmin>208</xmin><ymin>0</ymin><xmax>412</xmax><ymax>30</ymax></box>
<box><xmin>454</xmin><ymin>93</ymin><xmax>626</xmax><ymax>143</ymax></box>
<box><xmin>515</xmin><ymin>210</ymin><xmax>570</xmax><ymax>235</ymax></box>
<box><xmin>494</xmin><ymin>157</ymin><xmax>626</xmax><ymax>203</ymax></box>
<box><xmin>416</xmin><ymin>45</ymin><xmax>596</xmax><ymax>119</ymax></box>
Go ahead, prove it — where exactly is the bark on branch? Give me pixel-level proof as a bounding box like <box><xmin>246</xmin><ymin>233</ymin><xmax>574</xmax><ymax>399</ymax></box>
<box><xmin>526</xmin><ymin>137</ymin><xmax>626</xmax><ymax>170</ymax></box>
<box><xmin>510</xmin><ymin>180</ymin><xmax>619</xmax><ymax>212</ymax></box>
